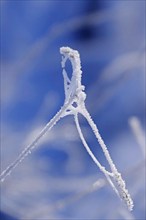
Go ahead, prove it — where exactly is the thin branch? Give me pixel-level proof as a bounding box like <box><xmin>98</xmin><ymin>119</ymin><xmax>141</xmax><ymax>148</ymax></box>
<box><xmin>0</xmin><ymin>97</ymin><xmax>74</xmax><ymax>183</ymax></box>
<box><xmin>74</xmin><ymin>113</ymin><xmax>113</xmax><ymax>177</ymax></box>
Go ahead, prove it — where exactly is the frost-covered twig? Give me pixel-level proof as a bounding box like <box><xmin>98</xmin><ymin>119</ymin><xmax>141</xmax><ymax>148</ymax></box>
<box><xmin>60</xmin><ymin>47</ymin><xmax>134</xmax><ymax>211</ymax></box>
<box><xmin>0</xmin><ymin>47</ymin><xmax>133</xmax><ymax>211</ymax></box>
<box><xmin>0</xmin><ymin>99</ymin><xmax>74</xmax><ymax>182</ymax></box>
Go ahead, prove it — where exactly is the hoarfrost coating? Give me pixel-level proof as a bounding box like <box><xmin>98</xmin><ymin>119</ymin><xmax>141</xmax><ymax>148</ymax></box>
<box><xmin>0</xmin><ymin>47</ymin><xmax>133</xmax><ymax>211</ymax></box>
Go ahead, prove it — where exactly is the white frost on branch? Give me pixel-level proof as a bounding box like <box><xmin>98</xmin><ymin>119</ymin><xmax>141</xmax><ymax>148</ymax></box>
<box><xmin>60</xmin><ymin>47</ymin><xmax>134</xmax><ymax>211</ymax></box>
<box><xmin>0</xmin><ymin>47</ymin><xmax>133</xmax><ymax>211</ymax></box>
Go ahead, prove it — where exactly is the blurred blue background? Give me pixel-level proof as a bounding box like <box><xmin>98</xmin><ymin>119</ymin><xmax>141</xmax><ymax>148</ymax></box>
<box><xmin>1</xmin><ymin>1</ymin><xmax>145</xmax><ymax>219</ymax></box>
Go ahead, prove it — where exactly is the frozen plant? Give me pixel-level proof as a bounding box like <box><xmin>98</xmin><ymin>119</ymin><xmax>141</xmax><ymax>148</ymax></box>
<box><xmin>0</xmin><ymin>47</ymin><xmax>133</xmax><ymax>211</ymax></box>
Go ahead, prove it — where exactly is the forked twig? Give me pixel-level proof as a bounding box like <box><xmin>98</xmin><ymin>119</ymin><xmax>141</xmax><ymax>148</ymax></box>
<box><xmin>60</xmin><ymin>47</ymin><xmax>133</xmax><ymax>211</ymax></box>
<box><xmin>0</xmin><ymin>47</ymin><xmax>133</xmax><ymax>211</ymax></box>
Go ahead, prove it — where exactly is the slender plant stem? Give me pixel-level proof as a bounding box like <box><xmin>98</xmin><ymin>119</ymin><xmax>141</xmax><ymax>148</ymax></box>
<box><xmin>79</xmin><ymin>107</ymin><xmax>133</xmax><ymax>211</ymax></box>
<box><xmin>0</xmin><ymin>98</ymin><xmax>74</xmax><ymax>183</ymax></box>
<box><xmin>81</xmin><ymin>107</ymin><xmax>118</xmax><ymax>174</ymax></box>
<box><xmin>74</xmin><ymin>113</ymin><xmax>113</xmax><ymax>177</ymax></box>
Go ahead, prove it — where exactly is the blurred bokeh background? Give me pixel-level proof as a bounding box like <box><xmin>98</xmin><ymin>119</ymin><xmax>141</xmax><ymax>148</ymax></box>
<box><xmin>0</xmin><ymin>1</ymin><xmax>145</xmax><ymax>219</ymax></box>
